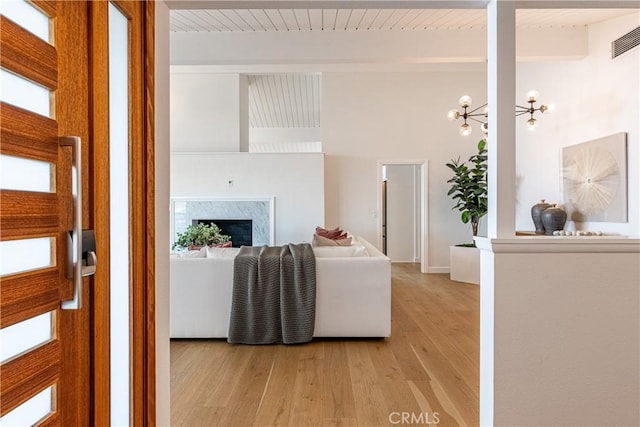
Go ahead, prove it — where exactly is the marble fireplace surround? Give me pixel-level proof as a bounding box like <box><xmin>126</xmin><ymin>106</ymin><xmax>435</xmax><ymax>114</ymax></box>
<box><xmin>171</xmin><ymin>197</ymin><xmax>275</xmax><ymax>248</ymax></box>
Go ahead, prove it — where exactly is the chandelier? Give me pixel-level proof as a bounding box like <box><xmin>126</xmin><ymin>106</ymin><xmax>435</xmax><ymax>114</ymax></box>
<box><xmin>447</xmin><ymin>91</ymin><xmax>554</xmax><ymax>136</ymax></box>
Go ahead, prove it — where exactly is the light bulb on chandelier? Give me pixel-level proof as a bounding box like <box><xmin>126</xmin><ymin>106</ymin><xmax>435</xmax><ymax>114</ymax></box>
<box><xmin>447</xmin><ymin>109</ymin><xmax>460</xmax><ymax>120</ymax></box>
<box><xmin>459</xmin><ymin>123</ymin><xmax>472</xmax><ymax>136</ymax></box>
<box><xmin>447</xmin><ymin>91</ymin><xmax>553</xmax><ymax>136</ymax></box>
<box><xmin>526</xmin><ymin>90</ymin><xmax>539</xmax><ymax>102</ymax></box>
<box><xmin>458</xmin><ymin>95</ymin><xmax>472</xmax><ymax>108</ymax></box>
<box><xmin>527</xmin><ymin>118</ymin><xmax>537</xmax><ymax>131</ymax></box>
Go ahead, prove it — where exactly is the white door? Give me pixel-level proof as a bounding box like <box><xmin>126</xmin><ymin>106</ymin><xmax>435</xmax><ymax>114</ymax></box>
<box><xmin>384</xmin><ymin>165</ymin><xmax>420</xmax><ymax>262</ymax></box>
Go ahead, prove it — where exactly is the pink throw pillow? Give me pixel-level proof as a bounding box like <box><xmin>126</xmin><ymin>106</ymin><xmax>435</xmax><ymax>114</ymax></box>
<box><xmin>316</xmin><ymin>226</ymin><xmax>346</xmax><ymax>240</ymax></box>
<box><xmin>312</xmin><ymin>234</ymin><xmax>352</xmax><ymax>247</ymax></box>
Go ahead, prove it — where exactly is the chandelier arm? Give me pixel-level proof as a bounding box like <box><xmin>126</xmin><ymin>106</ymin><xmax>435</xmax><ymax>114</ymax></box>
<box><xmin>467</xmin><ymin>103</ymin><xmax>488</xmax><ymax>115</ymax></box>
<box><xmin>468</xmin><ymin>117</ymin><xmax>486</xmax><ymax>124</ymax></box>
<box><xmin>514</xmin><ymin>110</ymin><xmax>532</xmax><ymax>117</ymax></box>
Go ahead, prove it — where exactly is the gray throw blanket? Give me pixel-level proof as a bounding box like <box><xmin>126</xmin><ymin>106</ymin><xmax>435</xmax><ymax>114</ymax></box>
<box><xmin>228</xmin><ymin>243</ymin><xmax>316</xmax><ymax>344</ymax></box>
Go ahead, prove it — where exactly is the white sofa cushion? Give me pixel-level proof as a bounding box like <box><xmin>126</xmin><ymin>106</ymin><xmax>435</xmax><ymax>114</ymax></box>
<box><xmin>172</xmin><ymin>247</ymin><xmax>207</xmax><ymax>258</ymax></box>
<box><xmin>312</xmin><ymin>244</ymin><xmax>368</xmax><ymax>257</ymax></box>
<box><xmin>206</xmin><ymin>247</ymin><xmax>240</xmax><ymax>258</ymax></box>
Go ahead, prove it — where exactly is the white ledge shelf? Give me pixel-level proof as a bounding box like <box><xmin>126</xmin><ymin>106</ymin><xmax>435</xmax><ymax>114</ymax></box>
<box><xmin>475</xmin><ymin>236</ymin><xmax>640</xmax><ymax>254</ymax></box>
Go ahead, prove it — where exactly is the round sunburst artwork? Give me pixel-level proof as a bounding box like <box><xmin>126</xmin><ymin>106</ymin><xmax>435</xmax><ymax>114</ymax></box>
<box><xmin>563</xmin><ymin>145</ymin><xmax>619</xmax><ymax>216</ymax></box>
<box><xmin>561</xmin><ymin>133</ymin><xmax>627</xmax><ymax>223</ymax></box>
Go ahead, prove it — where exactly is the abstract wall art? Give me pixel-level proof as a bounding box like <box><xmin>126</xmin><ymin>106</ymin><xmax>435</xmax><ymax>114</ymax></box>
<box><xmin>561</xmin><ymin>132</ymin><xmax>628</xmax><ymax>222</ymax></box>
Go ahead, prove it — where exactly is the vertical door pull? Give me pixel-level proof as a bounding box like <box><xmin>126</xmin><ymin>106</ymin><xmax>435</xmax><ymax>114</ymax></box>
<box><xmin>60</xmin><ymin>136</ymin><xmax>83</xmax><ymax>310</ymax></box>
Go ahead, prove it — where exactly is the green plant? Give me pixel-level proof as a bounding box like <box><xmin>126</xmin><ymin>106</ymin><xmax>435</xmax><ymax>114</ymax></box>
<box><xmin>172</xmin><ymin>222</ymin><xmax>230</xmax><ymax>250</ymax></box>
<box><xmin>445</xmin><ymin>138</ymin><xmax>488</xmax><ymax>238</ymax></box>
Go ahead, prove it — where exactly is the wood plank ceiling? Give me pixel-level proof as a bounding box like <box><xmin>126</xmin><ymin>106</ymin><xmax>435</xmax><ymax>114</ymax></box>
<box><xmin>170</xmin><ymin>8</ymin><xmax>637</xmax><ymax>32</ymax></box>
<box><xmin>248</xmin><ymin>74</ymin><xmax>320</xmax><ymax>129</ymax></box>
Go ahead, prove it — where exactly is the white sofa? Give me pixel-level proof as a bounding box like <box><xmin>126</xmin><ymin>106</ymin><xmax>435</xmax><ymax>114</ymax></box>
<box><xmin>170</xmin><ymin>237</ymin><xmax>391</xmax><ymax>338</ymax></box>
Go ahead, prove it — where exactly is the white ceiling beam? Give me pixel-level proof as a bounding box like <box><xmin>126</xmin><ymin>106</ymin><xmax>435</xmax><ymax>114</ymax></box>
<box><xmin>170</xmin><ymin>25</ymin><xmax>586</xmax><ymax>66</ymax></box>
<box><xmin>171</xmin><ymin>28</ymin><xmax>486</xmax><ymax>64</ymax></box>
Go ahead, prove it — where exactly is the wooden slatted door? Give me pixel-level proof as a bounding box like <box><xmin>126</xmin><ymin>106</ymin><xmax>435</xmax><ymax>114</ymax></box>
<box><xmin>0</xmin><ymin>1</ymin><xmax>91</xmax><ymax>425</ymax></box>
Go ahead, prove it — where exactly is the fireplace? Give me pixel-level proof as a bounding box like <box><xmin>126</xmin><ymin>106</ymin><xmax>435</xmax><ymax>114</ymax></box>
<box><xmin>172</xmin><ymin>198</ymin><xmax>273</xmax><ymax>248</ymax></box>
<box><xmin>193</xmin><ymin>219</ymin><xmax>253</xmax><ymax>248</ymax></box>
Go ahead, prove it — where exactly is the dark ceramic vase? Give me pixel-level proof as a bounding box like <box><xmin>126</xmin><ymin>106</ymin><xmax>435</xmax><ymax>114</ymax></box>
<box><xmin>531</xmin><ymin>199</ymin><xmax>552</xmax><ymax>234</ymax></box>
<box><xmin>542</xmin><ymin>205</ymin><xmax>567</xmax><ymax>235</ymax></box>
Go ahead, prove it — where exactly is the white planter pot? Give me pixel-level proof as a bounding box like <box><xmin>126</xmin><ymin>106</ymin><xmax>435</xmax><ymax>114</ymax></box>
<box><xmin>449</xmin><ymin>245</ymin><xmax>480</xmax><ymax>285</ymax></box>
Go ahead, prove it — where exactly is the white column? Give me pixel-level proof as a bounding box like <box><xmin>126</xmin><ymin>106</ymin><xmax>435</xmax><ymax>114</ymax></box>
<box><xmin>481</xmin><ymin>2</ymin><xmax>516</xmax><ymax>426</ymax></box>
<box><xmin>487</xmin><ymin>0</ymin><xmax>516</xmax><ymax>238</ymax></box>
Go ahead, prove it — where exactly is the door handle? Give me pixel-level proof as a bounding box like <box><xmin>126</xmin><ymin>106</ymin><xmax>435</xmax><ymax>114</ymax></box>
<box><xmin>60</xmin><ymin>136</ymin><xmax>96</xmax><ymax>310</ymax></box>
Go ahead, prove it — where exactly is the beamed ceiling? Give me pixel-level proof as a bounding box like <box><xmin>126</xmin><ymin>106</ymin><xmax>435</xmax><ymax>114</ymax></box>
<box><xmin>168</xmin><ymin>6</ymin><xmax>638</xmax><ymax>136</ymax></box>
<box><xmin>170</xmin><ymin>8</ymin><xmax>637</xmax><ymax>32</ymax></box>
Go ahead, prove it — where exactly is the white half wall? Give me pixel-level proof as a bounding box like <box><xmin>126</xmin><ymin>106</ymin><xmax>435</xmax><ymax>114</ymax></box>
<box><xmin>171</xmin><ymin>152</ymin><xmax>325</xmax><ymax>245</ymax></box>
<box><xmin>477</xmin><ymin>237</ymin><xmax>640</xmax><ymax>427</ymax></box>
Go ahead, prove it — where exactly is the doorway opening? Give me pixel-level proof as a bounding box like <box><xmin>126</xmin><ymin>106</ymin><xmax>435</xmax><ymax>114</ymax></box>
<box><xmin>377</xmin><ymin>160</ymin><xmax>428</xmax><ymax>273</ymax></box>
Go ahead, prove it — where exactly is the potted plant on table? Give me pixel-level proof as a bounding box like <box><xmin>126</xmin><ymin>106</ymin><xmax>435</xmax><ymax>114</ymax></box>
<box><xmin>445</xmin><ymin>139</ymin><xmax>487</xmax><ymax>284</ymax></box>
<box><xmin>172</xmin><ymin>222</ymin><xmax>231</xmax><ymax>251</ymax></box>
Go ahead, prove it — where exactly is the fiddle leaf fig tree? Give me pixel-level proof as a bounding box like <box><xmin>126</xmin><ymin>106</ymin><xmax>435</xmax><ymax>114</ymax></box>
<box><xmin>445</xmin><ymin>138</ymin><xmax>488</xmax><ymax>238</ymax></box>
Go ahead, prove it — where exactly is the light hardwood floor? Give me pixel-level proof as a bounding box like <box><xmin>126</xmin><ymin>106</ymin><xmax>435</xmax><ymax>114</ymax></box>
<box><xmin>170</xmin><ymin>263</ymin><xmax>480</xmax><ymax>426</ymax></box>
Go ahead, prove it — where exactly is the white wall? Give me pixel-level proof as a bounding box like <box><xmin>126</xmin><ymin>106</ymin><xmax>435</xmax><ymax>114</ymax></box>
<box><xmin>171</xmin><ymin>153</ymin><xmax>325</xmax><ymax>245</ymax></box>
<box><xmin>385</xmin><ymin>165</ymin><xmax>419</xmax><ymax>262</ymax></box>
<box><xmin>170</xmin><ymin>73</ymin><xmax>244</xmax><ymax>152</ymax></box>
<box><xmin>154</xmin><ymin>1</ymin><xmax>171</xmax><ymax>425</ymax></box>
<box><xmin>322</xmin><ymin>70</ymin><xmax>487</xmax><ymax>270</ymax></box>
<box><xmin>515</xmin><ymin>12</ymin><xmax>640</xmax><ymax>238</ymax></box>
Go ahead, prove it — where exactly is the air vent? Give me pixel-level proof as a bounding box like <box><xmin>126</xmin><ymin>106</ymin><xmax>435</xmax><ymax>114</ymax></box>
<box><xmin>612</xmin><ymin>26</ymin><xmax>640</xmax><ymax>59</ymax></box>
